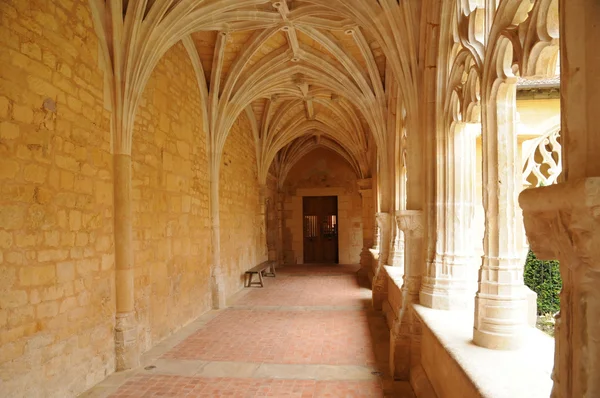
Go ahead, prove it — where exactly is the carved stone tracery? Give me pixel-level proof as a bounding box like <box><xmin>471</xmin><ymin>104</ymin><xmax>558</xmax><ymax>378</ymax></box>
<box><xmin>523</xmin><ymin>128</ymin><xmax>562</xmax><ymax>188</ymax></box>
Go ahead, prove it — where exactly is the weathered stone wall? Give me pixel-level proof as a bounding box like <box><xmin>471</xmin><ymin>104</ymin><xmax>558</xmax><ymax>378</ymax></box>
<box><xmin>282</xmin><ymin>148</ymin><xmax>363</xmax><ymax>264</ymax></box>
<box><xmin>131</xmin><ymin>42</ymin><xmax>211</xmax><ymax>353</ymax></box>
<box><xmin>219</xmin><ymin>113</ymin><xmax>265</xmax><ymax>295</ymax></box>
<box><xmin>0</xmin><ymin>0</ymin><xmax>115</xmax><ymax>396</ymax></box>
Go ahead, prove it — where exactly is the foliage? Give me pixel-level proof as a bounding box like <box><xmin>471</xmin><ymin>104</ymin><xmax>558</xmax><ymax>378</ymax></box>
<box><xmin>536</xmin><ymin>314</ymin><xmax>556</xmax><ymax>337</ymax></box>
<box><xmin>524</xmin><ymin>250</ymin><xmax>562</xmax><ymax>315</ymax></box>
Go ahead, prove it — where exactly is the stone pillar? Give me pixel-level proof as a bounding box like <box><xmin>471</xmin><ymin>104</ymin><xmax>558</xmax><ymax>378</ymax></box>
<box><xmin>520</xmin><ymin>2</ymin><xmax>600</xmax><ymax>396</ymax></box>
<box><xmin>421</xmin><ymin>122</ymin><xmax>479</xmax><ymax>310</ymax></box>
<box><xmin>372</xmin><ymin>221</ymin><xmax>380</xmax><ymax>251</ymax></box>
<box><xmin>473</xmin><ymin>67</ymin><xmax>528</xmax><ymax>350</ymax></box>
<box><xmin>358</xmin><ymin>178</ymin><xmax>374</xmax><ymax>273</ymax></box>
<box><xmin>372</xmin><ymin>212</ymin><xmax>393</xmax><ymax>310</ymax></box>
<box><xmin>113</xmin><ymin>154</ymin><xmax>139</xmax><ymax>370</ymax></box>
<box><xmin>276</xmin><ymin>191</ymin><xmax>285</xmax><ymax>266</ymax></box>
<box><xmin>210</xmin><ymin>162</ymin><xmax>226</xmax><ymax>309</ymax></box>
<box><xmin>266</xmin><ymin>197</ymin><xmax>277</xmax><ymax>261</ymax></box>
<box><xmin>258</xmin><ymin>184</ymin><xmax>269</xmax><ymax>259</ymax></box>
<box><xmin>391</xmin><ymin>226</ymin><xmax>405</xmax><ymax>270</ymax></box>
<box><xmin>390</xmin><ymin>210</ymin><xmax>424</xmax><ymax>380</ymax></box>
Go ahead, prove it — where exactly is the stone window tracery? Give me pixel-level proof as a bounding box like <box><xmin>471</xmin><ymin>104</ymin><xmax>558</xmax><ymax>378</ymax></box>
<box><xmin>523</xmin><ymin>128</ymin><xmax>562</xmax><ymax>188</ymax></box>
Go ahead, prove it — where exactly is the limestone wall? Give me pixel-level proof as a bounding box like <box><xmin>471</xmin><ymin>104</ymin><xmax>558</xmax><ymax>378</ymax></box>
<box><xmin>131</xmin><ymin>42</ymin><xmax>211</xmax><ymax>353</ymax></box>
<box><xmin>282</xmin><ymin>148</ymin><xmax>363</xmax><ymax>264</ymax></box>
<box><xmin>0</xmin><ymin>1</ymin><xmax>269</xmax><ymax>395</ymax></box>
<box><xmin>0</xmin><ymin>0</ymin><xmax>115</xmax><ymax>396</ymax></box>
<box><xmin>219</xmin><ymin>112</ymin><xmax>265</xmax><ymax>296</ymax></box>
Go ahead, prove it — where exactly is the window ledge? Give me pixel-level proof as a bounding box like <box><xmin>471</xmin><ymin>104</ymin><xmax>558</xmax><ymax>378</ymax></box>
<box><xmin>413</xmin><ymin>304</ymin><xmax>554</xmax><ymax>398</ymax></box>
<box><xmin>368</xmin><ymin>248</ymin><xmax>380</xmax><ymax>260</ymax></box>
<box><xmin>383</xmin><ymin>265</ymin><xmax>404</xmax><ymax>288</ymax></box>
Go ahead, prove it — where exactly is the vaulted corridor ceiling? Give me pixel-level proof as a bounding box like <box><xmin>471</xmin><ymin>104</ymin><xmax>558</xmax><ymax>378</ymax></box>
<box><xmin>90</xmin><ymin>0</ymin><xmax>423</xmax><ymax>183</ymax></box>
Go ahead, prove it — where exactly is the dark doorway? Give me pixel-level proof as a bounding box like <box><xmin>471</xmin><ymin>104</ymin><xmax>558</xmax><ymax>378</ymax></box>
<box><xmin>303</xmin><ymin>196</ymin><xmax>338</xmax><ymax>263</ymax></box>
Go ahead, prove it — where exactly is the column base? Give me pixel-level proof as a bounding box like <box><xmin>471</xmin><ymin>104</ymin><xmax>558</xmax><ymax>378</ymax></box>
<box><xmin>419</xmin><ymin>287</ymin><xmax>474</xmax><ymax>311</ymax></box>
<box><xmin>420</xmin><ymin>256</ymin><xmax>479</xmax><ymax>310</ymax></box>
<box><xmin>211</xmin><ymin>273</ymin><xmax>226</xmax><ymax>309</ymax></box>
<box><xmin>420</xmin><ymin>276</ymin><xmax>478</xmax><ymax>310</ymax></box>
<box><xmin>115</xmin><ymin>311</ymin><xmax>139</xmax><ymax>371</ymax></box>
<box><xmin>473</xmin><ymin>295</ymin><xmax>528</xmax><ymax>350</ymax></box>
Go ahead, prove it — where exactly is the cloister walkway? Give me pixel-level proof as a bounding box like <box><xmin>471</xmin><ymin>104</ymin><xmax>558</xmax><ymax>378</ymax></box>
<box><xmin>80</xmin><ymin>264</ymin><xmax>414</xmax><ymax>398</ymax></box>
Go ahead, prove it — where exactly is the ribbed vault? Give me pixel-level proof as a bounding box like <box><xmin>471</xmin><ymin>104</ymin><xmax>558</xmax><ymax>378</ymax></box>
<box><xmin>89</xmin><ymin>0</ymin><xmax>423</xmax><ymax>188</ymax></box>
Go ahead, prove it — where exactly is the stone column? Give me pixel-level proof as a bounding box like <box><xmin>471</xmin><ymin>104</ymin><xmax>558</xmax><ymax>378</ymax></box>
<box><xmin>421</xmin><ymin>122</ymin><xmax>479</xmax><ymax>310</ymax></box>
<box><xmin>266</xmin><ymin>196</ymin><xmax>277</xmax><ymax>261</ymax></box>
<box><xmin>391</xmin><ymin>226</ymin><xmax>405</xmax><ymax>270</ymax></box>
<box><xmin>258</xmin><ymin>184</ymin><xmax>269</xmax><ymax>259</ymax></box>
<box><xmin>520</xmin><ymin>1</ymin><xmax>600</xmax><ymax>396</ymax></box>
<box><xmin>113</xmin><ymin>154</ymin><xmax>139</xmax><ymax>370</ymax></box>
<box><xmin>276</xmin><ymin>191</ymin><xmax>285</xmax><ymax>266</ymax></box>
<box><xmin>473</xmin><ymin>68</ymin><xmax>528</xmax><ymax>350</ymax></box>
<box><xmin>372</xmin><ymin>221</ymin><xmax>380</xmax><ymax>251</ymax></box>
<box><xmin>390</xmin><ymin>210</ymin><xmax>424</xmax><ymax>380</ymax></box>
<box><xmin>372</xmin><ymin>212</ymin><xmax>393</xmax><ymax>310</ymax></box>
<box><xmin>210</xmin><ymin>161</ymin><xmax>226</xmax><ymax>309</ymax></box>
<box><xmin>358</xmin><ymin>178</ymin><xmax>374</xmax><ymax>273</ymax></box>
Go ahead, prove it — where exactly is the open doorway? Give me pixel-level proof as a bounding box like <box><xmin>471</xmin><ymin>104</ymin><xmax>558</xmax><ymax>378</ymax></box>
<box><xmin>303</xmin><ymin>196</ymin><xmax>338</xmax><ymax>263</ymax></box>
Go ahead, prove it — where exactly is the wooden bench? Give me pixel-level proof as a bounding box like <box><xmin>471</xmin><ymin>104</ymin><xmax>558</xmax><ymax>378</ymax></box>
<box><xmin>244</xmin><ymin>261</ymin><xmax>276</xmax><ymax>287</ymax></box>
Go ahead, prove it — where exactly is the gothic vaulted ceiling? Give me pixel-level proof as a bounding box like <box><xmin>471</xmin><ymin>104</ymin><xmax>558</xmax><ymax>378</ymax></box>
<box><xmin>90</xmin><ymin>0</ymin><xmax>423</xmax><ymax>183</ymax></box>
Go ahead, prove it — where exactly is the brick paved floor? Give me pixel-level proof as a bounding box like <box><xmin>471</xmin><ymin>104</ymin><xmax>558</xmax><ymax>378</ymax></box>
<box><xmin>110</xmin><ymin>375</ymin><xmax>383</xmax><ymax>398</ymax></box>
<box><xmin>80</xmin><ymin>264</ymin><xmax>414</xmax><ymax>398</ymax></box>
<box><xmin>238</xmin><ymin>275</ymin><xmax>369</xmax><ymax>307</ymax></box>
<box><xmin>163</xmin><ymin>309</ymin><xmax>376</xmax><ymax>365</ymax></box>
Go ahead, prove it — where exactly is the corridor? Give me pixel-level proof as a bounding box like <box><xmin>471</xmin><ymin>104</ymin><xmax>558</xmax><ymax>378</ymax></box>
<box><xmin>80</xmin><ymin>265</ymin><xmax>414</xmax><ymax>398</ymax></box>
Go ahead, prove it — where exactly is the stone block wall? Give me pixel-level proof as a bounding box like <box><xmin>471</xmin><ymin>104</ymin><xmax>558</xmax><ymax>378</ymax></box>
<box><xmin>219</xmin><ymin>112</ymin><xmax>265</xmax><ymax>295</ymax></box>
<box><xmin>0</xmin><ymin>0</ymin><xmax>115</xmax><ymax>396</ymax></box>
<box><xmin>0</xmin><ymin>1</ymin><xmax>268</xmax><ymax>395</ymax></box>
<box><xmin>282</xmin><ymin>148</ymin><xmax>363</xmax><ymax>264</ymax></box>
<box><xmin>131</xmin><ymin>42</ymin><xmax>211</xmax><ymax>353</ymax></box>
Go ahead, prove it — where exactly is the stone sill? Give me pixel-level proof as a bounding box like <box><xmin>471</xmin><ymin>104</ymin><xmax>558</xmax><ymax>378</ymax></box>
<box><xmin>384</xmin><ymin>265</ymin><xmax>404</xmax><ymax>286</ymax></box>
<box><xmin>413</xmin><ymin>304</ymin><xmax>554</xmax><ymax>398</ymax></box>
<box><xmin>368</xmin><ymin>248</ymin><xmax>380</xmax><ymax>260</ymax></box>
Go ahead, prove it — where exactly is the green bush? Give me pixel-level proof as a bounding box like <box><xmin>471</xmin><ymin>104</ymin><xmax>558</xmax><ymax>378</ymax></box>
<box><xmin>524</xmin><ymin>250</ymin><xmax>562</xmax><ymax>315</ymax></box>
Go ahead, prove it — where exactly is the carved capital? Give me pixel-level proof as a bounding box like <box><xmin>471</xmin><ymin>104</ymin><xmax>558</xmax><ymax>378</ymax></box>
<box><xmin>376</xmin><ymin>212</ymin><xmax>393</xmax><ymax>230</ymax></box>
<box><xmin>520</xmin><ymin>178</ymin><xmax>600</xmax><ymax>272</ymax></box>
<box><xmin>357</xmin><ymin>177</ymin><xmax>372</xmax><ymax>191</ymax></box>
<box><xmin>397</xmin><ymin>210</ymin><xmax>424</xmax><ymax>238</ymax></box>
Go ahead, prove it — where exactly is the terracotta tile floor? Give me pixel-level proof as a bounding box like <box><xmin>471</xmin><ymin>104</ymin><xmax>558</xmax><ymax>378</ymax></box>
<box><xmin>80</xmin><ymin>264</ymin><xmax>414</xmax><ymax>398</ymax></box>
<box><xmin>110</xmin><ymin>375</ymin><xmax>383</xmax><ymax>398</ymax></box>
<box><xmin>163</xmin><ymin>309</ymin><xmax>376</xmax><ymax>365</ymax></box>
<box><xmin>237</xmin><ymin>275</ymin><xmax>369</xmax><ymax>307</ymax></box>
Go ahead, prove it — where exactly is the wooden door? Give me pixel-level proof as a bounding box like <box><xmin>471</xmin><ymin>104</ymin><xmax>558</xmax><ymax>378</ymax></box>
<box><xmin>303</xmin><ymin>196</ymin><xmax>338</xmax><ymax>263</ymax></box>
